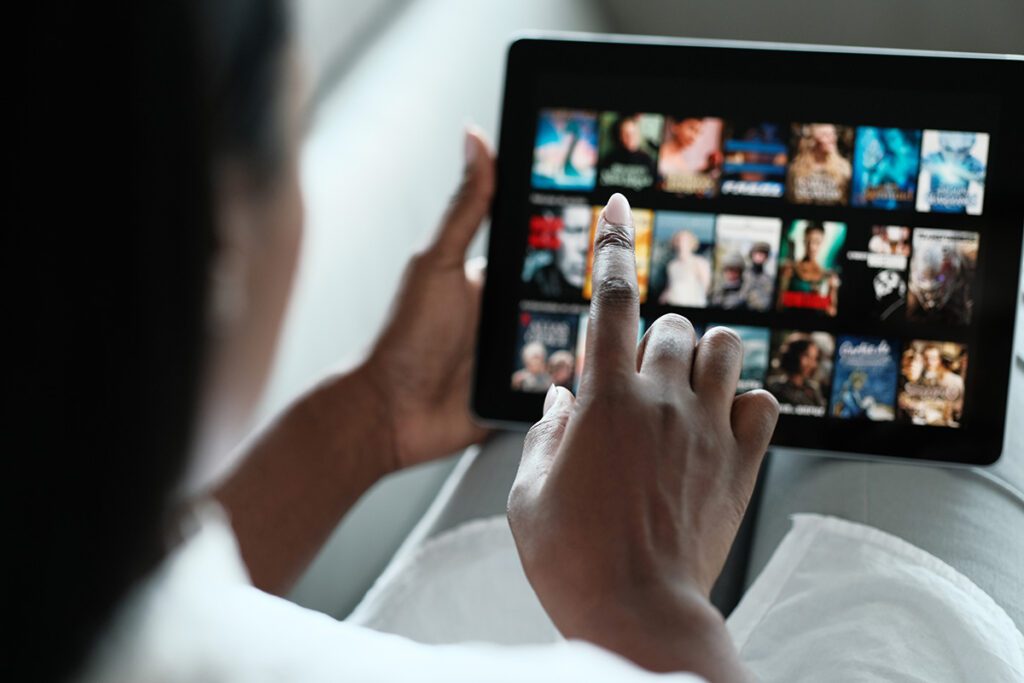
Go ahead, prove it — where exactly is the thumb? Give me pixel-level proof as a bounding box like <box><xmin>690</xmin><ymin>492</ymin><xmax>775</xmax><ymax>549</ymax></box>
<box><xmin>430</xmin><ymin>126</ymin><xmax>495</xmax><ymax>268</ymax></box>
<box><xmin>511</xmin><ymin>385</ymin><xmax>575</xmax><ymax>504</ymax></box>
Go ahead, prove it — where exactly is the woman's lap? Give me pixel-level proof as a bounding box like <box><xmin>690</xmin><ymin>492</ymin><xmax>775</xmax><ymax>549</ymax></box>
<box><xmin>747</xmin><ymin>451</ymin><xmax>1024</xmax><ymax>629</ymax></box>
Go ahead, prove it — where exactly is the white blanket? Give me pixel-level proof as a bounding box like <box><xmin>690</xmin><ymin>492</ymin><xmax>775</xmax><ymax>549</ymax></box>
<box><xmin>350</xmin><ymin>513</ymin><xmax>1024</xmax><ymax>681</ymax></box>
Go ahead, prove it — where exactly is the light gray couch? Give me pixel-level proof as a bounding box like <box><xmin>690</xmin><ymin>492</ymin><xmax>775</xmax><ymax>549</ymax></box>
<box><xmin>273</xmin><ymin>0</ymin><xmax>1024</xmax><ymax>621</ymax></box>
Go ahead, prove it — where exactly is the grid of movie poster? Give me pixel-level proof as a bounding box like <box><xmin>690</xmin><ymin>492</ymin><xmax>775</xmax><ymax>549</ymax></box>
<box><xmin>514</xmin><ymin>204</ymin><xmax>978</xmax><ymax>426</ymax></box>
<box><xmin>515</xmin><ymin>109</ymin><xmax>987</xmax><ymax>429</ymax></box>
<box><xmin>511</xmin><ymin>304</ymin><xmax>970</xmax><ymax>429</ymax></box>
<box><xmin>531</xmin><ymin>110</ymin><xmax>990</xmax><ymax>214</ymax></box>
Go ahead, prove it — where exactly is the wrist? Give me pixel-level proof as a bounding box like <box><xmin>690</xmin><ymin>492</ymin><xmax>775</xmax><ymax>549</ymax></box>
<box><xmin>557</xmin><ymin>581</ymin><xmax>740</xmax><ymax>676</ymax></box>
<box><xmin>306</xmin><ymin>360</ymin><xmax>400</xmax><ymax>480</ymax></box>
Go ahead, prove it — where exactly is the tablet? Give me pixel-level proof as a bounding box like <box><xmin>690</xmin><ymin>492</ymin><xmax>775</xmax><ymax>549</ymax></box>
<box><xmin>472</xmin><ymin>34</ymin><xmax>1024</xmax><ymax>465</ymax></box>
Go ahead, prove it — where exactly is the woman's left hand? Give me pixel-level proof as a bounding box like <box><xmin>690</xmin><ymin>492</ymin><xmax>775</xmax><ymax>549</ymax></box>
<box><xmin>362</xmin><ymin>129</ymin><xmax>494</xmax><ymax>471</ymax></box>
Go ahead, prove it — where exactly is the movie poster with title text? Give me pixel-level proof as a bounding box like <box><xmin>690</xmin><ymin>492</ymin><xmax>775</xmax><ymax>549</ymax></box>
<box><xmin>583</xmin><ymin>207</ymin><xmax>654</xmax><ymax>303</ymax></box>
<box><xmin>511</xmin><ymin>303</ymin><xmax>583</xmax><ymax>393</ymax></box>
<box><xmin>830</xmin><ymin>335</ymin><xmax>899</xmax><ymax>421</ymax></box>
<box><xmin>916</xmin><ymin>130</ymin><xmax>988</xmax><ymax>215</ymax></box>
<box><xmin>521</xmin><ymin>201</ymin><xmax>593</xmax><ymax>301</ymax></box>
<box><xmin>531</xmin><ymin>109</ymin><xmax>599</xmax><ymax>191</ymax></box>
<box><xmin>766</xmin><ymin>330</ymin><xmax>836</xmax><ymax>417</ymax></box>
<box><xmin>851</xmin><ymin>127</ymin><xmax>921</xmax><ymax>209</ymax></box>
<box><xmin>657</xmin><ymin>116</ymin><xmax>724</xmax><ymax>197</ymax></box>
<box><xmin>897</xmin><ymin>340</ymin><xmax>968</xmax><ymax>428</ymax></box>
<box><xmin>649</xmin><ymin>211</ymin><xmax>716</xmax><ymax>308</ymax></box>
<box><xmin>720</xmin><ymin>121</ymin><xmax>788</xmax><ymax>198</ymax></box>
<box><xmin>710</xmin><ymin>215</ymin><xmax>782</xmax><ymax>312</ymax></box>
<box><xmin>597</xmin><ymin>112</ymin><xmax>664</xmax><ymax>191</ymax></box>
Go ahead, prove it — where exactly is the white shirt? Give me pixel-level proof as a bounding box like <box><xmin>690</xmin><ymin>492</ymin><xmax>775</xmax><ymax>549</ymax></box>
<box><xmin>78</xmin><ymin>506</ymin><xmax>703</xmax><ymax>683</ymax></box>
<box><xmin>79</xmin><ymin>508</ymin><xmax>1024</xmax><ymax>683</ymax></box>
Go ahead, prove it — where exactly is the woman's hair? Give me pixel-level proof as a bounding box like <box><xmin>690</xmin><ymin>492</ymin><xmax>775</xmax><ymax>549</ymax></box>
<box><xmin>610</xmin><ymin>113</ymin><xmax>640</xmax><ymax>150</ymax></box>
<box><xmin>780</xmin><ymin>338</ymin><xmax>816</xmax><ymax>376</ymax></box>
<box><xmin>32</xmin><ymin>2</ymin><xmax>288</xmax><ymax>680</ymax></box>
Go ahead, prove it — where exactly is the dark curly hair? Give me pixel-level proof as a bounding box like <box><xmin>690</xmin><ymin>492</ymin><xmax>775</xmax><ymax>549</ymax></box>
<box><xmin>779</xmin><ymin>338</ymin><xmax>818</xmax><ymax>376</ymax></box>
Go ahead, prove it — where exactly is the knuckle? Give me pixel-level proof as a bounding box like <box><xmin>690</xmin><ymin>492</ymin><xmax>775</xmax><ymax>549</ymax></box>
<box><xmin>593</xmin><ymin>275</ymin><xmax>639</xmax><ymax>308</ymax></box>
<box><xmin>523</xmin><ymin>415</ymin><xmax>561</xmax><ymax>452</ymax></box>
<box><xmin>595</xmin><ymin>222</ymin><xmax>634</xmax><ymax>252</ymax></box>
<box><xmin>507</xmin><ymin>479</ymin><xmax>529</xmax><ymax>516</ymax></box>
<box><xmin>653</xmin><ymin>313</ymin><xmax>695</xmax><ymax>337</ymax></box>
<box><xmin>702</xmin><ymin>326</ymin><xmax>743</xmax><ymax>358</ymax></box>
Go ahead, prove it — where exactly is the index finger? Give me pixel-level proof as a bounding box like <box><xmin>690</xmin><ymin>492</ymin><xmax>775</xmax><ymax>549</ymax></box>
<box><xmin>582</xmin><ymin>193</ymin><xmax>640</xmax><ymax>389</ymax></box>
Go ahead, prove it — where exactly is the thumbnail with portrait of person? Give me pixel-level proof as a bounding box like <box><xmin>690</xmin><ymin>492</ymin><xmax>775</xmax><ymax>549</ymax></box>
<box><xmin>766</xmin><ymin>330</ymin><xmax>836</xmax><ymax>417</ymax></box>
<box><xmin>657</xmin><ymin>116</ymin><xmax>724</xmax><ymax>197</ymax></box>
<box><xmin>597</xmin><ymin>112</ymin><xmax>664</xmax><ymax>191</ymax></box>
<box><xmin>583</xmin><ymin>207</ymin><xmax>654</xmax><ymax>302</ymax></box>
<box><xmin>916</xmin><ymin>130</ymin><xmax>989</xmax><ymax>215</ymax></box>
<box><xmin>708</xmin><ymin>324</ymin><xmax>770</xmax><ymax>393</ymax></box>
<box><xmin>573</xmin><ymin>313</ymin><xmax>647</xmax><ymax>392</ymax></box>
<box><xmin>907</xmin><ymin>228</ymin><xmax>979</xmax><ymax>325</ymax></box>
<box><xmin>720</xmin><ymin>121</ymin><xmax>788</xmax><ymax>198</ymax></box>
<box><xmin>851</xmin><ymin>127</ymin><xmax>922</xmax><ymax>209</ymax></box>
<box><xmin>510</xmin><ymin>303</ymin><xmax>582</xmax><ymax>393</ymax></box>
<box><xmin>844</xmin><ymin>226</ymin><xmax>911</xmax><ymax>321</ymax></box>
<box><xmin>776</xmin><ymin>220</ymin><xmax>847</xmax><ymax>317</ymax></box>
<box><xmin>648</xmin><ymin>211</ymin><xmax>716</xmax><ymax>308</ymax></box>
<box><xmin>710</xmin><ymin>215</ymin><xmax>782</xmax><ymax>312</ymax></box>
<box><xmin>520</xmin><ymin>202</ymin><xmax>593</xmax><ymax>301</ymax></box>
<box><xmin>897</xmin><ymin>340</ymin><xmax>967</xmax><ymax>428</ymax></box>
<box><xmin>785</xmin><ymin>123</ymin><xmax>854</xmax><ymax>205</ymax></box>
<box><xmin>531</xmin><ymin>109</ymin><xmax>599</xmax><ymax>191</ymax></box>
<box><xmin>829</xmin><ymin>335</ymin><xmax>899</xmax><ymax>421</ymax></box>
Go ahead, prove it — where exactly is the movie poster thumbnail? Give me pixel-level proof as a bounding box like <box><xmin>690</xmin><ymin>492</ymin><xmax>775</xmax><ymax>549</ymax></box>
<box><xmin>521</xmin><ymin>203</ymin><xmax>593</xmax><ymax>301</ymax></box>
<box><xmin>844</xmin><ymin>226</ymin><xmax>911</xmax><ymax>321</ymax></box>
<box><xmin>907</xmin><ymin>228</ymin><xmax>979</xmax><ymax>326</ymax></box>
<box><xmin>766</xmin><ymin>330</ymin><xmax>836</xmax><ymax>417</ymax></box>
<box><xmin>776</xmin><ymin>220</ymin><xmax>847</xmax><ymax>317</ymax></box>
<box><xmin>897</xmin><ymin>340</ymin><xmax>967</xmax><ymax>428</ymax></box>
<box><xmin>707</xmin><ymin>324</ymin><xmax>770</xmax><ymax>393</ymax></box>
<box><xmin>657</xmin><ymin>116</ymin><xmax>724</xmax><ymax>197</ymax></box>
<box><xmin>511</xmin><ymin>303</ymin><xmax>583</xmax><ymax>393</ymax></box>
<box><xmin>583</xmin><ymin>207</ymin><xmax>654</xmax><ymax>303</ymax></box>
<box><xmin>531</xmin><ymin>109</ymin><xmax>599</xmax><ymax>191</ymax></box>
<box><xmin>851</xmin><ymin>127</ymin><xmax>921</xmax><ymax>209</ymax></box>
<box><xmin>649</xmin><ymin>211</ymin><xmax>716</xmax><ymax>308</ymax></box>
<box><xmin>916</xmin><ymin>130</ymin><xmax>988</xmax><ymax>215</ymax></box>
<box><xmin>785</xmin><ymin>123</ymin><xmax>854</xmax><ymax>206</ymax></box>
<box><xmin>597</xmin><ymin>112</ymin><xmax>664</xmax><ymax>191</ymax></box>
<box><xmin>710</xmin><ymin>215</ymin><xmax>782</xmax><ymax>312</ymax></box>
<box><xmin>829</xmin><ymin>335</ymin><xmax>899</xmax><ymax>421</ymax></box>
<box><xmin>720</xmin><ymin>121</ymin><xmax>788</xmax><ymax>198</ymax></box>
<box><xmin>573</xmin><ymin>313</ymin><xmax>647</xmax><ymax>392</ymax></box>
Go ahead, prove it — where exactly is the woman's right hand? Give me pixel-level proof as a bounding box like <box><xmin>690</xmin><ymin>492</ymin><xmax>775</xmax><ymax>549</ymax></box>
<box><xmin>507</xmin><ymin>193</ymin><xmax>778</xmax><ymax>680</ymax></box>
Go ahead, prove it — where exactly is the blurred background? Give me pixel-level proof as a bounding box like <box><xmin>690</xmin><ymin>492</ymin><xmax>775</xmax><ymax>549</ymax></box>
<box><xmin>263</xmin><ymin>0</ymin><xmax>1024</xmax><ymax>619</ymax></box>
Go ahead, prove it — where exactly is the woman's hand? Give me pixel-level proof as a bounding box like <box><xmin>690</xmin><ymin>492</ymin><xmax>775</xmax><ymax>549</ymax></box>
<box><xmin>363</xmin><ymin>129</ymin><xmax>494</xmax><ymax>471</ymax></box>
<box><xmin>216</xmin><ymin>130</ymin><xmax>495</xmax><ymax>594</ymax></box>
<box><xmin>507</xmin><ymin>194</ymin><xmax>778</xmax><ymax>680</ymax></box>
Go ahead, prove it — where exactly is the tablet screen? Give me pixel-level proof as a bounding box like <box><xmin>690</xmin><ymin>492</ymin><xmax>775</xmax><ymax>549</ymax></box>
<box><xmin>475</xmin><ymin>38</ymin><xmax>1023</xmax><ymax>464</ymax></box>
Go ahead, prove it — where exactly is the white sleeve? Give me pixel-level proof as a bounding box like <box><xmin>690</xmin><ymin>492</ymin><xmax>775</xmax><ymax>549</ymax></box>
<box><xmin>79</xmin><ymin>508</ymin><xmax>706</xmax><ymax>683</ymax></box>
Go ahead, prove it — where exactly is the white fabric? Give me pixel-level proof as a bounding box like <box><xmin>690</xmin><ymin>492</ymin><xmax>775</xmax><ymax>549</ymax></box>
<box><xmin>78</xmin><ymin>507</ymin><xmax>701</xmax><ymax>683</ymax></box>
<box><xmin>349</xmin><ymin>516</ymin><xmax>560</xmax><ymax>644</ymax></box>
<box><xmin>354</xmin><ymin>513</ymin><xmax>1024</xmax><ymax>682</ymax></box>
<box><xmin>728</xmin><ymin>513</ymin><xmax>1024</xmax><ymax>682</ymax></box>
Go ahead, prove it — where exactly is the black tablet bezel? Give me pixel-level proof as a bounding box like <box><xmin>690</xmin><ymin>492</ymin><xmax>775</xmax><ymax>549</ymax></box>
<box><xmin>473</xmin><ymin>34</ymin><xmax>1024</xmax><ymax>465</ymax></box>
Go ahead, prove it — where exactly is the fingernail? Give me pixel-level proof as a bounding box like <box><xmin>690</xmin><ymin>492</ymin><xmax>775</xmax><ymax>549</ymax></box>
<box><xmin>604</xmin><ymin>193</ymin><xmax>630</xmax><ymax>226</ymax></box>
<box><xmin>543</xmin><ymin>384</ymin><xmax>559</xmax><ymax>415</ymax></box>
<box><xmin>464</xmin><ymin>128</ymin><xmax>477</xmax><ymax>167</ymax></box>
